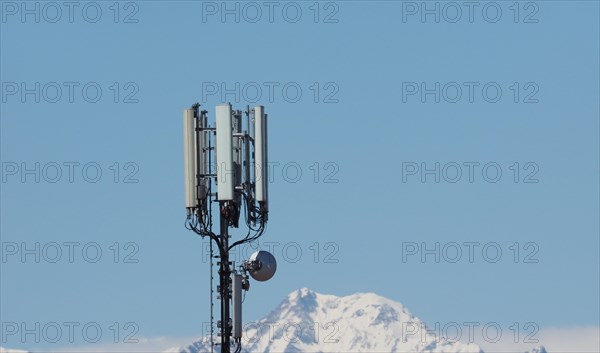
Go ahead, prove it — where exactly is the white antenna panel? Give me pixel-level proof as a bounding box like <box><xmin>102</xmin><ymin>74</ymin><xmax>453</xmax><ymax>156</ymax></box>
<box><xmin>216</xmin><ymin>103</ymin><xmax>234</xmax><ymax>201</ymax></box>
<box><xmin>183</xmin><ymin>108</ymin><xmax>197</xmax><ymax>209</ymax></box>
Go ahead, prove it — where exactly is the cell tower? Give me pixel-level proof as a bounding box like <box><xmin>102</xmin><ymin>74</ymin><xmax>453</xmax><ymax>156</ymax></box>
<box><xmin>183</xmin><ymin>103</ymin><xmax>276</xmax><ymax>353</ymax></box>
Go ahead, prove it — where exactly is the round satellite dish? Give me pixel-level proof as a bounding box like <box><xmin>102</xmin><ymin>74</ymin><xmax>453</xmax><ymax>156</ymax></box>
<box><xmin>248</xmin><ymin>250</ymin><xmax>277</xmax><ymax>282</ymax></box>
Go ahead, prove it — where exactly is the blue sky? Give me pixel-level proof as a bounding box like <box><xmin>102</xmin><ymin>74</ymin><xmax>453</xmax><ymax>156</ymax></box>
<box><xmin>1</xmin><ymin>1</ymin><xmax>599</xmax><ymax>351</ymax></box>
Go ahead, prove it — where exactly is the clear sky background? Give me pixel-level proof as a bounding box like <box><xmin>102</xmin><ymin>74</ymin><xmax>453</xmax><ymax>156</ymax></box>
<box><xmin>1</xmin><ymin>1</ymin><xmax>598</xmax><ymax>352</ymax></box>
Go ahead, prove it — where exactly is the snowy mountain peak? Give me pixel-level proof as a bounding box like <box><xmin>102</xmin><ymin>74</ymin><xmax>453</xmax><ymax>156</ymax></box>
<box><xmin>1</xmin><ymin>290</ymin><xmax>549</xmax><ymax>353</ymax></box>
<box><xmin>284</xmin><ymin>287</ymin><xmax>319</xmax><ymax>309</ymax></box>
<box><xmin>290</xmin><ymin>287</ymin><xmax>314</xmax><ymax>298</ymax></box>
<box><xmin>172</xmin><ymin>289</ymin><xmax>484</xmax><ymax>353</ymax></box>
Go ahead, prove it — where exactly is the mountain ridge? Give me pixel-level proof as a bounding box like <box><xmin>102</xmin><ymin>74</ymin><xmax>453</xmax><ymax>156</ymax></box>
<box><xmin>0</xmin><ymin>288</ymin><xmax>548</xmax><ymax>353</ymax></box>
<box><xmin>170</xmin><ymin>288</ymin><xmax>547</xmax><ymax>353</ymax></box>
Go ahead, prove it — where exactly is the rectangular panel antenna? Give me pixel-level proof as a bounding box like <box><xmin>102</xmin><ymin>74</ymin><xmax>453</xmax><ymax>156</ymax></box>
<box><xmin>232</xmin><ymin>273</ymin><xmax>243</xmax><ymax>339</ymax></box>
<box><xmin>216</xmin><ymin>103</ymin><xmax>234</xmax><ymax>201</ymax></box>
<box><xmin>183</xmin><ymin>108</ymin><xmax>197</xmax><ymax>209</ymax></box>
<box><xmin>254</xmin><ymin>106</ymin><xmax>268</xmax><ymax>203</ymax></box>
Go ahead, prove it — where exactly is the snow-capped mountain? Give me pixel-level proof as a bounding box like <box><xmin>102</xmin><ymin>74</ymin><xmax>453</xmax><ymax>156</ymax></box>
<box><xmin>0</xmin><ymin>289</ymin><xmax>548</xmax><ymax>353</ymax></box>
<box><xmin>168</xmin><ymin>288</ymin><xmax>547</xmax><ymax>353</ymax></box>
